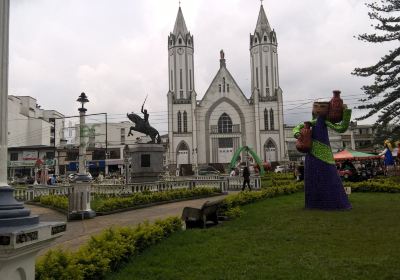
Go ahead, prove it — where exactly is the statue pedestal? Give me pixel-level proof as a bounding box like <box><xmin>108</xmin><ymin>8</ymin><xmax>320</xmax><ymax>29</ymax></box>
<box><xmin>68</xmin><ymin>175</ymin><xmax>96</xmax><ymax>220</ymax></box>
<box><xmin>128</xmin><ymin>144</ymin><xmax>165</xmax><ymax>183</ymax></box>
<box><xmin>0</xmin><ymin>187</ymin><xmax>66</xmax><ymax>280</ymax></box>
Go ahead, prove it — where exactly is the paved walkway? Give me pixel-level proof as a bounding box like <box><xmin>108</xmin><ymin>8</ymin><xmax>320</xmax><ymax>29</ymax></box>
<box><xmin>30</xmin><ymin>195</ymin><xmax>228</xmax><ymax>255</ymax></box>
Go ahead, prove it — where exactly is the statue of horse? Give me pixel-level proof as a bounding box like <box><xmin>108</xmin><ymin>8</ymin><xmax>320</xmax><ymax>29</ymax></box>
<box><xmin>127</xmin><ymin>113</ymin><xmax>161</xmax><ymax>144</ymax></box>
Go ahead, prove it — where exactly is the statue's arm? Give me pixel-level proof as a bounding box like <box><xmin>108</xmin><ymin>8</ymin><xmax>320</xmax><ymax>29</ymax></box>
<box><xmin>325</xmin><ymin>109</ymin><xmax>352</xmax><ymax>133</ymax></box>
<box><xmin>293</xmin><ymin>119</ymin><xmax>316</xmax><ymax>139</ymax></box>
<box><xmin>141</xmin><ymin>105</ymin><xmax>144</xmax><ymax>114</ymax></box>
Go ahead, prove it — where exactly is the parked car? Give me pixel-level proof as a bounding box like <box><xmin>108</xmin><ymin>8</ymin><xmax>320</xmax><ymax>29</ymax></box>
<box><xmin>198</xmin><ymin>166</ymin><xmax>220</xmax><ymax>176</ymax></box>
<box><xmin>274</xmin><ymin>165</ymin><xmax>290</xmax><ymax>173</ymax></box>
<box><xmin>68</xmin><ymin>173</ymin><xmax>93</xmax><ymax>181</ymax></box>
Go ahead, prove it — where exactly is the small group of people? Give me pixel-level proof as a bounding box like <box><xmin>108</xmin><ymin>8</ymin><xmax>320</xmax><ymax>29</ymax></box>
<box><xmin>377</xmin><ymin>139</ymin><xmax>400</xmax><ymax>176</ymax></box>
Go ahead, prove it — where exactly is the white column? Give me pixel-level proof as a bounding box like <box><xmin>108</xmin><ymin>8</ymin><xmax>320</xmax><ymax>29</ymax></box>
<box><xmin>0</xmin><ymin>0</ymin><xmax>9</xmax><ymax>187</ymax></box>
<box><xmin>78</xmin><ymin>111</ymin><xmax>86</xmax><ymax>174</ymax></box>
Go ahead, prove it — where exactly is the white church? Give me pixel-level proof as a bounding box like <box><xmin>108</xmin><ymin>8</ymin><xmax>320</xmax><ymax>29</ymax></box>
<box><xmin>167</xmin><ymin>4</ymin><xmax>286</xmax><ymax>170</ymax></box>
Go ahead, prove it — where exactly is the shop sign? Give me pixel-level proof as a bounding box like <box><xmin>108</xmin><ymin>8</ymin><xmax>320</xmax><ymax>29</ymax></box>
<box><xmin>22</xmin><ymin>151</ymin><xmax>38</xmax><ymax>160</ymax></box>
<box><xmin>8</xmin><ymin>160</ymin><xmax>36</xmax><ymax>167</ymax></box>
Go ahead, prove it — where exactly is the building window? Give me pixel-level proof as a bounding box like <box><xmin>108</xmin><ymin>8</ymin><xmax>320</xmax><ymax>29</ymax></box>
<box><xmin>218</xmin><ymin>138</ymin><xmax>233</xmax><ymax>148</ymax></box>
<box><xmin>189</xmin><ymin>70</ymin><xmax>192</xmax><ymax>90</ymax></box>
<box><xmin>10</xmin><ymin>153</ymin><xmax>18</xmax><ymax>161</ymax></box>
<box><xmin>223</xmin><ymin>77</ymin><xmax>226</xmax><ymax>92</ymax></box>
<box><xmin>274</xmin><ymin>66</ymin><xmax>277</xmax><ymax>88</ymax></box>
<box><xmin>219</xmin><ymin>84</ymin><xmax>221</xmax><ymax>92</ymax></box>
<box><xmin>170</xmin><ymin>70</ymin><xmax>173</xmax><ymax>91</ymax></box>
<box><xmin>180</xmin><ymin>69</ymin><xmax>183</xmax><ymax>90</ymax></box>
<box><xmin>45</xmin><ymin>152</ymin><xmax>55</xmax><ymax>159</ymax></box>
<box><xmin>264</xmin><ymin>35</ymin><xmax>267</xmax><ymax>41</ymax></box>
<box><xmin>177</xmin><ymin>111</ymin><xmax>182</xmax><ymax>133</ymax></box>
<box><xmin>264</xmin><ymin>108</ymin><xmax>269</xmax><ymax>130</ymax></box>
<box><xmin>178</xmin><ymin>38</ymin><xmax>182</xmax><ymax>44</ymax></box>
<box><xmin>121</xmin><ymin>128</ymin><xmax>125</xmax><ymax>144</ymax></box>
<box><xmin>265</xmin><ymin>66</ymin><xmax>269</xmax><ymax>87</ymax></box>
<box><xmin>183</xmin><ymin>111</ymin><xmax>188</xmax><ymax>132</ymax></box>
<box><xmin>256</xmin><ymin>67</ymin><xmax>259</xmax><ymax>88</ymax></box>
<box><xmin>270</xmin><ymin>109</ymin><xmax>274</xmax><ymax>130</ymax></box>
<box><xmin>255</xmin><ymin>38</ymin><xmax>258</xmax><ymax>43</ymax></box>
<box><xmin>227</xmin><ymin>84</ymin><xmax>230</xmax><ymax>92</ymax></box>
<box><xmin>188</xmin><ymin>39</ymin><xmax>191</xmax><ymax>45</ymax></box>
<box><xmin>180</xmin><ymin>91</ymin><xmax>183</xmax><ymax>99</ymax></box>
<box><xmin>218</xmin><ymin>113</ymin><xmax>233</xmax><ymax>133</ymax></box>
<box><xmin>67</xmin><ymin>151</ymin><xmax>79</xmax><ymax>161</ymax></box>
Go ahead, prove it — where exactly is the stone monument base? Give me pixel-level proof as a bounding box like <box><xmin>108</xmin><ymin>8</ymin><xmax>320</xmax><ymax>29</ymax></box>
<box><xmin>128</xmin><ymin>143</ymin><xmax>165</xmax><ymax>183</ymax></box>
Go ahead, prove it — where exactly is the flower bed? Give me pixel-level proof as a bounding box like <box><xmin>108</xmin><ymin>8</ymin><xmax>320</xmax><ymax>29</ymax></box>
<box><xmin>344</xmin><ymin>179</ymin><xmax>400</xmax><ymax>193</ymax></box>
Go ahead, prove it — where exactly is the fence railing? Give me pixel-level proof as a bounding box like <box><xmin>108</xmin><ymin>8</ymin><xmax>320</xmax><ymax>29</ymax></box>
<box><xmin>13</xmin><ymin>175</ymin><xmax>261</xmax><ymax>201</ymax></box>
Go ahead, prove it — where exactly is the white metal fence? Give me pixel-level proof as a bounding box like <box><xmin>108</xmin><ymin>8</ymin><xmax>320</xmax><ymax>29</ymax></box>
<box><xmin>13</xmin><ymin>175</ymin><xmax>261</xmax><ymax>201</ymax></box>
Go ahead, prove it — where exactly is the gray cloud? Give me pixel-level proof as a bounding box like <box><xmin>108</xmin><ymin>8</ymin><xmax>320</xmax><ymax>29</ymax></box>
<box><xmin>9</xmin><ymin>0</ymin><xmax>390</xmax><ymax>131</ymax></box>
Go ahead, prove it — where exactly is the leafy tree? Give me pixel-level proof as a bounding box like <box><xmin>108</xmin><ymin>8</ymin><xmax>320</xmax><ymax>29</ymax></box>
<box><xmin>352</xmin><ymin>0</ymin><xmax>400</xmax><ymax>143</ymax></box>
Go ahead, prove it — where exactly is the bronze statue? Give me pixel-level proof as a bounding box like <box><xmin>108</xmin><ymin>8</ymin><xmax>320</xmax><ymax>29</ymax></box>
<box><xmin>127</xmin><ymin>96</ymin><xmax>161</xmax><ymax>143</ymax></box>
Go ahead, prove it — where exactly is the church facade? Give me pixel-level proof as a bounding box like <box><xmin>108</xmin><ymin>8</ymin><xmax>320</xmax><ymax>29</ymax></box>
<box><xmin>167</xmin><ymin>4</ymin><xmax>286</xmax><ymax>170</ymax></box>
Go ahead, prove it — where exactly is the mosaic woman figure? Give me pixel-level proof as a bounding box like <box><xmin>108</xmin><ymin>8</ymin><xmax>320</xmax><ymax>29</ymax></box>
<box><xmin>293</xmin><ymin>93</ymin><xmax>352</xmax><ymax>210</ymax></box>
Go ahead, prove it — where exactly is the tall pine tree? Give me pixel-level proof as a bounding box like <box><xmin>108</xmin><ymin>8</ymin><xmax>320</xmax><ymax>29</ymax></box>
<box><xmin>352</xmin><ymin>0</ymin><xmax>400</xmax><ymax>143</ymax></box>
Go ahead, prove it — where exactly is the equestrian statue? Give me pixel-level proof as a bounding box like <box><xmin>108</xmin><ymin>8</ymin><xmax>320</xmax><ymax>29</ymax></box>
<box><xmin>127</xmin><ymin>95</ymin><xmax>161</xmax><ymax>144</ymax></box>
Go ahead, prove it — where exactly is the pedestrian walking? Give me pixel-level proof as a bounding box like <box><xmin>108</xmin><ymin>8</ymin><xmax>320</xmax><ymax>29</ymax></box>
<box><xmin>242</xmin><ymin>166</ymin><xmax>251</xmax><ymax>191</ymax></box>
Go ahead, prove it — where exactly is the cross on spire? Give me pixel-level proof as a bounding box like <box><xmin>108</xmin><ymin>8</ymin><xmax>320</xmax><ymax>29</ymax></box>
<box><xmin>260</xmin><ymin>0</ymin><xmax>264</xmax><ymax>5</ymax></box>
<box><xmin>179</xmin><ymin>0</ymin><xmax>181</xmax><ymax>7</ymax></box>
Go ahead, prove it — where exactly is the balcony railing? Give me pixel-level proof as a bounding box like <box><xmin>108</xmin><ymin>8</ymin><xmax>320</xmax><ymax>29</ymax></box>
<box><xmin>210</xmin><ymin>124</ymin><xmax>240</xmax><ymax>134</ymax></box>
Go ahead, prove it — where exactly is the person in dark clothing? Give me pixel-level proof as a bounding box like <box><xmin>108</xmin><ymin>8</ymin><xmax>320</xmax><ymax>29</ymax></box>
<box><xmin>242</xmin><ymin>166</ymin><xmax>251</xmax><ymax>191</ymax></box>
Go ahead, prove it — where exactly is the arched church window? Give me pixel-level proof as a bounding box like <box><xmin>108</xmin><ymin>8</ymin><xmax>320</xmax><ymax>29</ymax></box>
<box><xmin>270</xmin><ymin>109</ymin><xmax>274</xmax><ymax>130</ymax></box>
<box><xmin>219</xmin><ymin>84</ymin><xmax>221</xmax><ymax>92</ymax></box>
<box><xmin>177</xmin><ymin>111</ymin><xmax>182</xmax><ymax>133</ymax></box>
<box><xmin>218</xmin><ymin>113</ymin><xmax>233</xmax><ymax>133</ymax></box>
<box><xmin>223</xmin><ymin>78</ymin><xmax>226</xmax><ymax>92</ymax></box>
<box><xmin>183</xmin><ymin>111</ymin><xmax>188</xmax><ymax>132</ymax></box>
<box><xmin>170</xmin><ymin>40</ymin><xmax>173</xmax><ymax>46</ymax></box>
<box><xmin>178</xmin><ymin>38</ymin><xmax>182</xmax><ymax>44</ymax></box>
<box><xmin>255</xmin><ymin>38</ymin><xmax>258</xmax><ymax>43</ymax></box>
<box><xmin>227</xmin><ymin>84</ymin><xmax>230</xmax><ymax>93</ymax></box>
<box><xmin>188</xmin><ymin>39</ymin><xmax>191</xmax><ymax>45</ymax></box>
<box><xmin>264</xmin><ymin>35</ymin><xmax>267</xmax><ymax>41</ymax></box>
<box><xmin>264</xmin><ymin>108</ymin><xmax>269</xmax><ymax>130</ymax></box>
<box><xmin>177</xmin><ymin>141</ymin><xmax>189</xmax><ymax>151</ymax></box>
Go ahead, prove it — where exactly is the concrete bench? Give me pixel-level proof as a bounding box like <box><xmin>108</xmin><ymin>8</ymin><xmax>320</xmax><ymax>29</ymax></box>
<box><xmin>181</xmin><ymin>199</ymin><xmax>224</xmax><ymax>228</ymax></box>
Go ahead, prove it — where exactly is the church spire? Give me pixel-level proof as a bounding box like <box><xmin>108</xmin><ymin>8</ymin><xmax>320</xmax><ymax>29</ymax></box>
<box><xmin>173</xmin><ymin>7</ymin><xmax>188</xmax><ymax>36</ymax></box>
<box><xmin>254</xmin><ymin>4</ymin><xmax>272</xmax><ymax>34</ymax></box>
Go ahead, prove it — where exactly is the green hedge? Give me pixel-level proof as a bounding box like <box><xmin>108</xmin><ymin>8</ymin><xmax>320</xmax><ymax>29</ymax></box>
<box><xmin>261</xmin><ymin>172</ymin><xmax>297</xmax><ymax>188</ymax></box>
<box><xmin>33</xmin><ymin>187</ymin><xmax>221</xmax><ymax>213</ymax></box>
<box><xmin>35</xmin><ymin>195</ymin><xmax>68</xmax><ymax>210</ymax></box>
<box><xmin>221</xmin><ymin>182</ymin><xmax>303</xmax><ymax>214</ymax></box>
<box><xmin>344</xmin><ymin>179</ymin><xmax>400</xmax><ymax>193</ymax></box>
<box><xmin>93</xmin><ymin>187</ymin><xmax>221</xmax><ymax>212</ymax></box>
<box><xmin>35</xmin><ymin>217</ymin><xmax>182</xmax><ymax>280</ymax></box>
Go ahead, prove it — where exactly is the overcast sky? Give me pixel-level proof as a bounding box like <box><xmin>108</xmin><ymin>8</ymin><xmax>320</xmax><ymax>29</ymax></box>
<box><xmin>9</xmin><ymin>0</ymin><xmax>393</xmax><ymax>133</ymax></box>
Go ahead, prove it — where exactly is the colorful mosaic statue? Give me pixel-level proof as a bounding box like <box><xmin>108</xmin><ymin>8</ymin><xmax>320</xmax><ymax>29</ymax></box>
<box><xmin>293</xmin><ymin>92</ymin><xmax>352</xmax><ymax>210</ymax></box>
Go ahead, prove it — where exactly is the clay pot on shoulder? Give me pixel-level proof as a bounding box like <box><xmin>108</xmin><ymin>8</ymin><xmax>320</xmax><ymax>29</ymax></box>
<box><xmin>296</xmin><ymin>121</ymin><xmax>312</xmax><ymax>153</ymax></box>
<box><xmin>327</xmin><ymin>90</ymin><xmax>343</xmax><ymax>123</ymax></box>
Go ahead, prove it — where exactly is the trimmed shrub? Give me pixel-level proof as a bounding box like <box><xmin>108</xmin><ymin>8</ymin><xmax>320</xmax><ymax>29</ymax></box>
<box><xmin>344</xmin><ymin>179</ymin><xmax>400</xmax><ymax>193</ymax></box>
<box><xmin>220</xmin><ymin>182</ymin><xmax>303</xmax><ymax>215</ymax></box>
<box><xmin>36</xmin><ymin>195</ymin><xmax>68</xmax><ymax>210</ymax></box>
<box><xmin>35</xmin><ymin>217</ymin><xmax>182</xmax><ymax>280</ymax></box>
<box><xmin>93</xmin><ymin>187</ymin><xmax>221</xmax><ymax>212</ymax></box>
<box><xmin>34</xmin><ymin>187</ymin><xmax>221</xmax><ymax>212</ymax></box>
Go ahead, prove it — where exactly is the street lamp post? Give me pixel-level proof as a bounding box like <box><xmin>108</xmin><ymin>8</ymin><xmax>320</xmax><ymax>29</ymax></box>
<box><xmin>350</xmin><ymin>121</ymin><xmax>357</xmax><ymax>150</ymax></box>
<box><xmin>68</xmin><ymin>92</ymin><xmax>95</xmax><ymax>220</ymax></box>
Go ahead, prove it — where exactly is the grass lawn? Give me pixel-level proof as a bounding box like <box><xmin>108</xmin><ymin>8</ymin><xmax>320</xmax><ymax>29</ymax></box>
<box><xmin>108</xmin><ymin>192</ymin><xmax>400</xmax><ymax>280</ymax></box>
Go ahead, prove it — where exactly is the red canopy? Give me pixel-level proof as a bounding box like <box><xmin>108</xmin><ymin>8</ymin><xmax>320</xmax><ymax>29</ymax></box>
<box><xmin>334</xmin><ymin>149</ymin><xmax>381</xmax><ymax>161</ymax></box>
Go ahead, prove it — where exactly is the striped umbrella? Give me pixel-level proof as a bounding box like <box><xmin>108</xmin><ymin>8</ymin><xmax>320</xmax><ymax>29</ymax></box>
<box><xmin>334</xmin><ymin>149</ymin><xmax>381</xmax><ymax>161</ymax></box>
